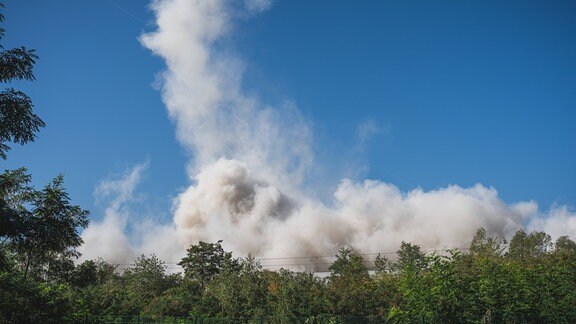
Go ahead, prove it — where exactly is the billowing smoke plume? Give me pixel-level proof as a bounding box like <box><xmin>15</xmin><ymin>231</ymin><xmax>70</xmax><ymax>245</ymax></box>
<box><xmin>173</xmin><ymin>162</ymin><xmax>546</xmax><ymax>265</ymax></box>
<box><xmin>83</xmin><ymin>0</ymin><xmax>576</xmax><ymax>269</ymax></box>
<box><xmin>139</xmin><ymin>0</ymin><xmax>313</xmax><ymax>192</ymax></box>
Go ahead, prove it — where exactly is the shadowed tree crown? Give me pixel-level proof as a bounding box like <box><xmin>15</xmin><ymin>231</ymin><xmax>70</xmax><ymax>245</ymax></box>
<box><xmin>0</xmin><ymin>3</ymin><xmax>45</xmax><ymax>160</ymax></box>
<box><xmin>178</xmin><ymin>240</ymin><xmax>240</xmax><ymax>287</ymax></box>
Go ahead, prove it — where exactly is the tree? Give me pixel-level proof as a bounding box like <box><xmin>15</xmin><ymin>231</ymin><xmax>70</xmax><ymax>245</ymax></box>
<box><xmin>507</xmin><ymin>230</ymin><xmax>552</xmax><ymax>262</ymax></box>
<box><xmin>1</xmin><ymin>169</ymin><xmax>89</xmax><ymax>281</ymax></box>
<box><xmin>0</xmin><ymin>3</ymin><xmax>44</xmax><ymax>160</ymax></box>
<box><xmin>329</xmin><ymin>247</ymin><xmax>368</xmax><ymax>278</ymax></box>
<box><xmin>374</xmin><ymin>253</ymin><xmax>389</xmax><ymax>274</ymax></box>
<box><xmin>0</xmin><ymin>168</ymin><xmax>33</xmax><ymax>272</ymax></box>
<box><xmin>327</xmin><ymin>248</ymin><xmax>372</xmax><ymax>317</ymax></box>
<box><xmin>201</xmin><ymin>254</ymin><xmax>264</xmax><ymax>319</ymax></box>
<box><xmin>122</xmin><ymin>254</ymin><xmax>179</xmax><ymax>316</ymax></box>
<box><xmin>123</xmin><ymin>254</ymin><xmax>174</xmax><ymax>298</ymax></box>
<box><xmin>469</xmin><ymin>227</ymin><xmax>505</xmax><ymax>258</ymax></box>
<box><xmin>388</xmin><ymin>242</ymin><xmax>432</xmax><ymax>322</ymax></box>
<box><xmin>393</xmin><ymin>241</ymin><xmax>426</xmax><ymax>272</ymax></box>
<box><xmin>178</xmin><ymin>240</ymin><xmax>240</xmax><ymax>288</ymax></box>
<box><xmin>234</xmin><ymin>256</ymin><xmax>269</xmax><ymax>318</ymax></box>
<box><xmin>12</xmin><ymin>174</ymin><xmax>89</xmax><ymax>280</ymax></box>
<box><xmin>266</xmin><ymin>269</ymin><xmax>328</xmax><ymax>321</ymax></box>
<box><xmin>69</xmin><ymin>260</ymin><xmax>98</xmax><ymax>288</ymax></box>
<box><xmin>554</xmin><ymin>235</ymin><xmax>576</xmax><ymax>255</ymax></box>
<box><xmin>0</xmin><ymin>6</ymin><xmax>88</xmax><ymax>321</ymax></box>
<box><xmin>0</xmin><ymin>168</ymin><xmax>32</xmax><ymax>239</ymax></box>
<box><xmin>0</xmin><ymin>2</ymin><xmax>54</xmax><ymax>281</ymax></box>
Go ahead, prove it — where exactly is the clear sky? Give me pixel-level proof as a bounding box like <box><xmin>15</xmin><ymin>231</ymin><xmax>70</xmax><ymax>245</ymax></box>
<box><xmin>3</xmin><ymin>1</ymin><xmax>575</xmax><ymax>234</ymax></box>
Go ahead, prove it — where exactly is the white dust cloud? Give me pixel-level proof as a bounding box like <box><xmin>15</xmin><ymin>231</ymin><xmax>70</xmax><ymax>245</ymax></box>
<box><xmin>79</xmin><ymin>162</ymin><xmax>182</xmax><ymax>267</ymax></box>
<box><xmin>81</xmin><ymin>0</ymin><xmax>576</xmax><ymax>269</ymax></box>
<box><xmin>78</xmin><ymin>163</ymin><xmax>145</xmax><ymax>265</ymax></box>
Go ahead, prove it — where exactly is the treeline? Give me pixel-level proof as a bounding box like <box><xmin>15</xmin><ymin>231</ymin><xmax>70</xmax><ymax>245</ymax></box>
<box><xmin>1</xmin><ymin>228</ymin><xmax>576</xmax><ymax>323</ymax></box>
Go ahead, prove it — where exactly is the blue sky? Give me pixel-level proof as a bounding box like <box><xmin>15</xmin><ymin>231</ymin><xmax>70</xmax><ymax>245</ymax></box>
<box><xmin>3</xmin><ymin>0</ymin><xmax>575</xmax><ymax>230</ymax></box>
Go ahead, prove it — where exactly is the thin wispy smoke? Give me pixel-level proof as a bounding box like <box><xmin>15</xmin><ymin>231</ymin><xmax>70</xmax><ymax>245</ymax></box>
<box><xmin>355</xmin><ymin>119</ymin><xmax>382</xmax><ymax>152</ymax></box>
<box><xmin>243</xmin><ymin>0</ymin><xmax>272</xmax><ymax>14</ymax></box>
<box><xmin>527</xmin><ymin>205</ymin><xmax>576</xmax><ymax>239</ymax></box>
<box><xmin>79</xmin><ymin>163</ymin><xmax>147</xmax><ymax>265</ymax></box>
<box><xmin>79</xmin><ymin>162</ymin><xmax>183</xmax><ymax>267</ymax></box>
<box><xmin>81</xmin><ymin>0</ymin><xmax>576</xmax><ymax>269</ymax></box>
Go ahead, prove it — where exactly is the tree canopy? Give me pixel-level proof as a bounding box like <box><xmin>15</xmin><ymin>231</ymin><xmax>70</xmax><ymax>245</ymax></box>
<box><xmin>178</xmin><ymin>240</ymin><xmax>240</xmax><ymax>287</ymax></box>
<box><xmin>0</xmin><ymin>4</ymin><xmax>89</xmax><ymax>322</ymax></box>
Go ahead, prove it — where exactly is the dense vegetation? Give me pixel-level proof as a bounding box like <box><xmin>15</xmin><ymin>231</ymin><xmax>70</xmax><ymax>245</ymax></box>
<box><xmin>1</xmin><ymin>229</ymin><xmax>576</xmax><ymax>323</ymax></box>
<box><xmin>2</xmin><ymin>4</ymin><xmax>576</xmax><ymax>323</ymax></box>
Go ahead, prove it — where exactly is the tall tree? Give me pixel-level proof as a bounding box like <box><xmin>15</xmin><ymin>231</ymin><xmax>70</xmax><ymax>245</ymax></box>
<box><xmin>327</xmin><ymin>248</ymin><xmax>372</xmax><ymax>317</ymax></box>
<box><xmin>121</xmin><ymin>254</ymin><xmax>180</xmax><ymax>316</ymax></box>
<box><xmin>11</xmin><ymin>174</ymin><xmax>89</xmax><ymax>280</ymax></box>
<box><xmin>469</xmin><ymin>227</ymin><xmax>505</xmax><ymax>258</ymax></box>
<box><xmin>393</xmin><ymin>241</ymin><xmax>426</xmax><ymax>272</ymax></box>
<box><xmin>329</xmin><ymin>247</ymin><xmax>368</xmax><ymax>278</ymax></box>
<box><xmin>178</xmin><ymin>240</ymin><xmax>240</xmax><ymax>288</ymax></box>
<box><xmin>508</xmin><ymin>230</ymin><xmax>552</xmax><ymax>262</ymax></box>
<box><xmin>554</xmin><ymin>235</ymin><xmax>576</xmax><ymax>255</ymax></box>
<box><xmin>373</xmin><ymin>253</ymin><xmax>389</xmax><ymax>274</ymax></box>
<box><xmin>0</xmin><ymin>1</ymin><xmax>44</xmax><ymax>277</ymax></box>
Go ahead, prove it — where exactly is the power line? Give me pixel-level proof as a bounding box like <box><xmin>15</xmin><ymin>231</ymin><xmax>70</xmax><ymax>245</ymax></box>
<box><xmin>104</xmin><ymin>0</ymin><xmax>146</xmax><ymax>25</ymax></box>
<box><xmin>109</xmin><ymin>246</ymin><xmax>471</xmax><ymax>270</ymax></box>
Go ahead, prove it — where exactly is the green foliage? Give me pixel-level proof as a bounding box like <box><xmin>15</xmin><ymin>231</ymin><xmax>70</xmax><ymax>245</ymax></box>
<box><xmin>0</xmin><ymin>169</ymin><xmax>89</xmax><ymax>286</ymax></box>
<box><xmin>0</xmin><ymin>89</ymin><xmax>45</xmax><ymax>159</ymax></box>
<box><xmin>393</xmin><ymin>241</ymin><xmax>426</xmax><ymax>273</ymax></box>
<box><xmin>145</xmin><ymin>279</ymin><xmax>202</xmax><ymax>318</ymax></box>
<box><xmin>0</xmin><ymin>268</ymin><xmax>76</xmax><ymax>323</ymax></box>
<box><xmin>554</xmin><ymin>235</ymin><xmax>576</xmax><ymax>255</ymax></box>
<box><xmin>0</xmin><ymin>5</ymin><xmax>90</xmax><ymax>321</ymax></box>
<box><xmin>178</xmin><ymin>240</ymin><xmax>240</xmax><ymax>288</ymax></box>
<box><xmin>373</xmin><ymin>253</ymin><xmax>389</xmax><ymax>273</ymax></box>
<box><xmin>508</xmin><ymin>230</ymin><xmax>553</xmax><ymax>262</ymax></box>
<box><xmin>0</xmin><ymin>168</ymin><xmax>32</xmax><ymax>240</ymax></box>
<box><xmin>0</xmin><ymin>47</ymin><xmax>37</xmax><ymax>82</ymax></box>
<box><xmin>0</xmin><ymin>3</ymin><xmax>44</xmax><ymax>159</ymax></box>
<box><xmin>266</xmin><ymin>269</ymin><xmax>327</xmax><ymax>320</ymax></box>
<box><xmin>5</xmin><ymin>172</ymin><xmax>90</xmax><ymax>281</ymax></box>
<box><xmin>469</xmin><ymin>227</ymin><xmax>506</xmax><ymax>258</ymax></box>
<box><xmin>207</xmin><ymin>256</ymin><xmax>269</xmax><ymax>319</ymax></box>
<box><xmin>4</xmin><ymin>233</ymin><xmax>576</xmax><ymax>323</ymax></box>
<box><xmin>70</xmin><ymin>260</ymin><xmax>98</xmax><ymax>288</ymax></box>
<box><xmin>328</xmin><ymin>247</ymin><xmax>368</xmax><ymax>278</ymax></box>
<box><xmin>123</xmin><ymin>254</ymin><xmax>177</xmax><ymax>307</ymax></box>
<box><xmin>327</xmin><ymin>248</ymin><xmax>372</xmax><ymax>317</ymax></box>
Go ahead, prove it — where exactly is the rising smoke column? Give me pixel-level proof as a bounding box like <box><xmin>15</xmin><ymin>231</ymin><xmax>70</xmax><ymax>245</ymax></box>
<box><xmin>138</xmin><ymin>0</ymin><xmax>576</xmax><ymax>269</ymax></box>
<box><xmin>139</xmin><ymin>0</ymin><xmax>314</xmax><ymax>254</ymax></box>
